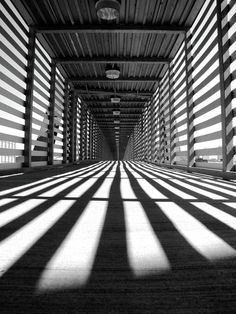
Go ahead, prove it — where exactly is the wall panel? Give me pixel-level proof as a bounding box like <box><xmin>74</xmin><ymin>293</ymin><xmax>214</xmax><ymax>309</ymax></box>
<box><xmin>0</xmin><ymin>0</ymin><xmax>28</xmax><ymax>169</ymax></box>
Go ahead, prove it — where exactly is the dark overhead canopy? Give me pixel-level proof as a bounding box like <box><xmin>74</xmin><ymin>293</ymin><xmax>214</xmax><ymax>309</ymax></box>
<box><xmin>13</xmin><ymin>0</ymin><xmax>205</xmax><ymax>158</ymax></box>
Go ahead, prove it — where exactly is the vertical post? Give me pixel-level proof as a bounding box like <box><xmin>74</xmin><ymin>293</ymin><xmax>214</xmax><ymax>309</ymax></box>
<box><xmin>157</xmin><ymin>81</ymin><xmax>162</xmax><ymax>165</ymax></box>
<box><xmin>216</xmin><ymin>0</ymin><xmax>234</xmax><ymax>176</ymax></box>
<box><xmin>71</xmin><ymin>90</ymin><xmax>77</xmax><ymax>163</ymax></box>
<box><xmin>185</xmin><ymin>32</ymin><xmax>195</xmax><ymax>171</ymax></box>
<box><xmin>63</xmin><ymin>80</ymin><xmax>69</xmax><ymax>164</ymax></box>
<box><xmin>169</xmin><ymin>63</ymin><xmax>176</xmax><ymax>165</ymax></box>
<box><xmin>24</xmin><ymin>27</ymin><xmax>36</xmax><ymax>168</ymax></box>
<box><xmin>48</xmin><ymin>60</ymin><xmax>56</xmax><ymax>165</ymax></box>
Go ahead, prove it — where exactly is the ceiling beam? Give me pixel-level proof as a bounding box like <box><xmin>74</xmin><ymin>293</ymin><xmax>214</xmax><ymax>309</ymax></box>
<box><xmin>36</xmin><ymin>24</ymin><xmax>187</xmax><ymax>34</ymax></box>
<box><xmin>54</xmin><ymin>56</ymin><xmax>170</xmax><ymax>64</ymax></box>
<box><xmin>89</xmin><ymin>107</ymin><xmax>143</xmax><ymax>111</ymax></box>
<box><xmin>94</xmin><ymin>113</ymin><xmax>141</xmax><ymax>117</ymax></box>
<box><xmin>75</xmin><ymin>88</ymin><xmax>153</xmax><ymax>97</ymax></box>
<box><xmin>70</xmin><ymin>77</ymin><xmax>158</xmax><ymax>83</ymax></box>
<box><xmin>84</xmin><ymin>100</ymin><xmax>146</xmax><ymax>104</ymax></box>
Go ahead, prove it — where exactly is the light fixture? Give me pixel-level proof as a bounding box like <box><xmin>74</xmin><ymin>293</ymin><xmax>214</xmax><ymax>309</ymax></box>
<box><xmin>111</xmin><ymin>96</ymin><xmax>121</xmax><ymax>103</ymax></box>
<box><xmin>114</xmin><ymin>126</ymin><xmax>120</xmax><ymax>129</ymax></box>
<box><xmin>113</xmin><ymin>109</ymin><xmax>120</xmax><ymax>116</ymax></box>
<box><xmin>95</xmin><ymin>0</ymin><xmax>121</xmax><ymax>20</ymax></box>
<box><xmin>105</xmin><ymin>64</ymin><xmax>120</xmax><ymax>79</ymax></box>
<box><xmin>114</xmin><ymin>119</ymin><xmax>120</xmax><ymax>124</ymax></box>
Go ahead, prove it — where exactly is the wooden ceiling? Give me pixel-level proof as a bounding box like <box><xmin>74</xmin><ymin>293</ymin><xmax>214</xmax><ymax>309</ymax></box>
<box><xmin>13</xmin><ymin>0</ymin><xmax>205</xmax><ymax>158</ymax></box>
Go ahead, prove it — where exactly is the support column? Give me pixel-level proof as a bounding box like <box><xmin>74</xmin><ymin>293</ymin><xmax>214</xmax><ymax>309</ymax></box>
<box><xmin>24</xmin><ymin>27</ymin><xmax>36</xmax><ymax>168</ymax></box>
<box><xmin>71</xmin><ymin>90</ymin><xmax>77</xmax><ymax>163</ymax></box>
<box><xmin>169</xmin><ymin>63</ymin><xmax>176</xmax><ymax>165</ymax></box>
<box><xmin>185</xmin><ymin>32</ymin><xmax>195</xmax><ymax>170</ymax></box>
<box><xmin>216</xmin><ymin>0</ymin><xmax>234</xmax><ymax>175</ymax></box>
<box><xmin>63</xmin><ymin>80</ymin><xmax>69</xmax><ymax>164</ymax></box>
<box><xmin>48</xmin><ymin>61</ymin><xmax>56</xmax><ymax>165</ymax></box>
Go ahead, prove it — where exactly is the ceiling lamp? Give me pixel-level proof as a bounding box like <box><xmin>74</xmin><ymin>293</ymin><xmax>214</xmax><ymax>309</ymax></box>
<box><xmin>105</xmin><ymin>64</ymin><xmax>120</xmax><ymax>79</ymax></box>
<box><xmin>113</xmin><ymin>109</ymin><xmax>120</xmax><ymax>116</ymax></box>
<box><xmin>114</xmin><ymin>126</ymin><xmax>120</xmax><ymax>129</ymax></box>
<box><xmin>111</xmin><ymin>96</ymin><xmax>121</xmax><ymax>103</ymax></box>
<box><xmin>95</xmin><ymin>0</ymin><xmax>121</xmax><ymax>20</ymax></box>
<box><xmin>114</xmin><ymin>119</ymin><xmax>120</xmax><ymax>124</ymax></box>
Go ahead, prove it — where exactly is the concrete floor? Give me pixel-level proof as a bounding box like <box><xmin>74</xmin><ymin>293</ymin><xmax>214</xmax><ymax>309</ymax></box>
<box><xmin>0</xmin><ymin>161</ymin><xmax>236</xmax><ymax>313</ymax></box>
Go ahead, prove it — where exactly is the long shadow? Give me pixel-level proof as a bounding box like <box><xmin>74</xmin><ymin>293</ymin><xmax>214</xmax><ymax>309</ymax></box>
<box><xmin>1</xmin><ymin>162</ymin><xmax>236</xmax><ymax>313</ymax></box>
<box><xmin>129</xmin><ymin>162</ymin><xmax>236</xmax><ymax>249</ymax></box>
<box><xmin>129</xmin><ymin>161</ymin><xmax>231</xmax><ymax>201</ymax></box>
<box><xmin>0</xmin><ymin>162</ymin><xmax>113</xmax><ymax>240</ymax></box>
<box><xmin>0</xmin><ymin>163</ymin><xmax>117</xmax><ymax>312</ymax></box>
<box><xmin>71</xmin><ymin>161</ymin><xmax>132</xmax><ymax>313</ymax></box>
<box><xmin>0</xmin><ymin>161</ymin><xmax>107</xmax><ymax>196</ymax></box>
<box><xmin>120</xmin><ymin>162</ymin><xmax>236</xmax><ymax>312</ymax></box>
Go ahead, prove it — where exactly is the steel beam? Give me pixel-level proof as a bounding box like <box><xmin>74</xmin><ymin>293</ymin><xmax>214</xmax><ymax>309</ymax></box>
<box><xmin>24</xmin><ymin>27</ymin><xmax>36</xmax><ymax>168</ymax></box>
<box><xmin>54</xmin><ymin>56</ymin><xmax>170</xmax><ymax>64</ymax></box>
<box><xmin>75</xmin><ymin>88</ymin><xmax>153</xmax><ymax>97</ymax></box>
<box><xmin>216</xmin><ymin>0</ymin><xmax>234</xmax><ymax>175</ymax></box>
<box><xmin>70</xmin><ymin>77</ymin><xmax>159</xmax><ymax>83</ymax></box>
<box><xmin>185</xmin><ymin>33</ymin><xmax>195</xmax><ymax>170</ymax></box>
<box><xmin>84</xmin><ymin>100</ymin><xmax>146</xmax><ymax>104</ymax></box>
<box><xmin>36</xmin><ymin>24</ymin><xmax>187</xmax><ymax>34</ymax></box>
<box><xmin>63</xmin><ymin>80</ymin><xmax>69</xmax><ymax>163</ymax></box>
<box><xmin>48</xmin><ymin>61</ymin><xmax>56</xmax><ymax>165</ymax></box>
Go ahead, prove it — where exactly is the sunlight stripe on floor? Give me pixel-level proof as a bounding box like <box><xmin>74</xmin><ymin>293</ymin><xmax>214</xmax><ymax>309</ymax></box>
<box><xmin>78</xmin><ymin>163</ymin><xmax>112</xmax><ymax>178</ymax></box>
<box><xmin>52</xmin><ymin>161</ymin><xmax>106</xmax><ymax>178</ymax></box>
<box><xmin>14</xmin><ymin>177</ymin><xmax>68</xmax><ymax>197</ymax></box>
<box><xmin>137</xmin><ymin>179</ymin><xmax>167</xmax><ymax>199</ymax></box>
<box><xmin>154</xmin><ymin>179</ymin><xmax>197</xmax><ymax>199</ymax></box>
<box><xmin>93</xmin><ymin>178</ymin><xmax>114</xmax><ymax>198</ymax></box>
<box><xmin>157</xmin><ymin>202</ymin><xmax>236</xmax><ymax>261</ymax></box>
<box><xmin>125</xmin><ymin>164</ymin><xmax>167</xmax><ymax>199</ymax></box>
<box><xmin>120</xmin><ymin>178</ymin><xmax>137</xmax><ymax>199</ymax></box>
<box><xmin>131</xmin><ymin>163</ymin><xmax>170</xmax><ymax>179</ymax></box>
<box><xmin>187</xmin><ymin>179</ymin><xmax>236</xmax><ymax>197</ymax></box>
<box><xmin>65</xmin><ymin>178</ymin><xmax>98</xmax><ymax>198</ymax></box>
<box><xmin>191</xmin><ymin>202</ymin><xmax>236</xmax><ymax>231</ymax></box>
<box><xmin>0</xmin><ymin>198</ymin><xmax>46</xmax><ymax>228</ymax></box>
<box><xmin>124</xmin><ymin>201</ymin><xmax>171</xmax><ymax>276</ymax></box>
<box><xmin>0</xmin><ymin>173</ymin><xmax>23</xmax><ymax>178</ymax></box>
<box><xmin>170</xmin><ymin>179</ymin><xmax>228</xmax><ymax>200</ymax></box>
<box><xmin>36</xmin><ymin>200</ymin><xmax>108</xmax><ymax>292</ymax></box>
<box><xmin>224</xmin><ymin>203</ymin><xmax>236</xmax><ymax>209</ymax></box>
<box><xmin>0</xmin><ymin>178</ymin><xmax>52</xmax><ymax>196</ymax></box>
<box><xmin>0</xmin><ymin>198</ymin><xmax>18</xmax><ymax>207</ymax></box>
<box><xmin>124</xmin><ymin>163</ymin><xmax>143</xmax><ymax>179</ymax></box>
<box><xmin>39</xmin><ymin>178</ymin><xmax>82</xmax><ymax>197</ymax></box>
<box><xmin>0</xmin><ymin>200</ymin><xmax>75</xmax><ymax>277</ymax></box>
<box><xmin>203</xmin><ymin>179</ymin><xmax>236</xmax><ymax>190</ymax></box>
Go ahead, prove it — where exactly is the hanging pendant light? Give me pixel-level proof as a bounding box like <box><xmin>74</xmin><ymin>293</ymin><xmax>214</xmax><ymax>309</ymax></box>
<box><xmin>112</xmin><ymin>109</ymin><xmax>120</xmax><ymax>116</ymax></box>
<box><xmin>111</xmin><ymin>95</ymin><xmax>121</xmax><ymax>103</ymax></box>
<box><xmin>95</xmin><ymin>0</ymin><xmax>121</xmax><ymax>21</ymax></box>
<box><xmin>105</xmin><ymin>64</ymin><xmax>120</xmax><ymax>79</ymax></box>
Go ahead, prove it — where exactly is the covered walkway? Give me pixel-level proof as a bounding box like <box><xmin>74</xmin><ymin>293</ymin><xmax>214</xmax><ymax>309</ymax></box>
<box><xmin>1</xmin><ymin>161</ymin><xmax>236</xmax><ymax>313</ymax></box>
<box><xmin>1</xmin><ymin>0</ymin><xmax>236</xmax><ymax>312</ymax></box>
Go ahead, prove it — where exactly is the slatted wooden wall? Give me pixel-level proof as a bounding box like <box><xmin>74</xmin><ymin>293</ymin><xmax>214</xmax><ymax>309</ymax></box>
<box><xmin>0</xmin><ymin>0</ymin><xmax>28</xmax><ymax>169</ymax></box>
<box><xmin>124</xmin><ymin>0</ymin><xmax>236</xmax><ymax>177</ymax></box>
